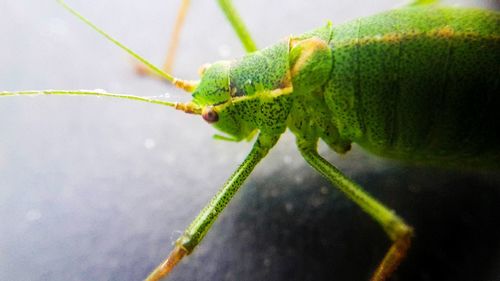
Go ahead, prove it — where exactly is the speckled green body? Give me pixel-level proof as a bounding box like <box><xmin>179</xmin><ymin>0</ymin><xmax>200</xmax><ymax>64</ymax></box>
<box><xmin>146</xmin><ymin>4</ymin><xmax>500</xmax><ymax>278</ymax></box>
<box><xmin>326</xmin><ymin>6</ymin><xmax>500</xmax><ymax>168</ymax></box>
<box><xmin>185</xmin><ymin>4</ymin><xmax>499</xmax><ymax>261</ymax></box>
<box><xmin>195</xmin><ymin>5</ymin><xmax>500</xmax><ymax>169</ymax></box>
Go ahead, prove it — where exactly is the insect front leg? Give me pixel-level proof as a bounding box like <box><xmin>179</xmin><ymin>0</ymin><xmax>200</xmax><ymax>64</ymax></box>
<box><xmin>145</xmin><ymin>133</ymin><xmax>280</xmax><ymax>281</ymax></box>
<box><xmin>296</xmin><ymin>138</ymin><xmax>413</xmax><ymax>281</ymax></box>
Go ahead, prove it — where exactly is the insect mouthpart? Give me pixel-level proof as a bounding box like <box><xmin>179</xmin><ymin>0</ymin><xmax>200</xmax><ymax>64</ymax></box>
<box><xmin>202</xmin><ymin>106</ymin><xmax>219</xmax><ymax>123</ymax></box>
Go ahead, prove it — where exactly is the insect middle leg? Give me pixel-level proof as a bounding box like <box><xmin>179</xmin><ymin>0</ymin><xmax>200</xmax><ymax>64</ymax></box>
<box><xmin>217</xmin><ymin>0</ymin><xmax>257</xmax><ymax>53</ymax></box>
<box><xmin>296</xmin><ymin>137</ymin><xmax>413</xmax><ymax>281</ymax></box>
<box><xmin>144</xmin><ymin>133</ymin><xmax>280</xmax><ymax>281</ymax></box>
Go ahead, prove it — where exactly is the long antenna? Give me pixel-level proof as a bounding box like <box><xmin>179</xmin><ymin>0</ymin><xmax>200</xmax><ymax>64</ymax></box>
<box><xmin>0</xmin><ymin>90</ymin><xmax>202</xmax><ymax>114</ymax></box>
<box><xmin>57</xmin><ymin>0</ymin><xmax>198</xmax><ymax>92</ymax></box>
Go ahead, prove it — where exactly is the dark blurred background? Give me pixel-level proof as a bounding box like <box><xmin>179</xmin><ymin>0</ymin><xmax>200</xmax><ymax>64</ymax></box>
<box><xmin>1</xmin><ymin>1</ymin><xmax>499</xmax><ymax>281</ymax></box>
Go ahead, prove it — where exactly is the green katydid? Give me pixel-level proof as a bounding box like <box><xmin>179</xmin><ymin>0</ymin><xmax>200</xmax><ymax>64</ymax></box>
<box><xmin>1</xmin><ymin>0</ymin><xmax>499</xmax><ymax>280</ymax></box>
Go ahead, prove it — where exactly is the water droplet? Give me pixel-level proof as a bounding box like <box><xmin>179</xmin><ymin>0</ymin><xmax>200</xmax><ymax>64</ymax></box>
<box><xmin>170</xmin><ymin>230</ymin><xmax>183</xmax><ymax>244</ymax></box>
<box><xmin>144</xmin><ymin>138</ymin><xmax>156</xmax><ymax>150</ymax></box>
<box><xmin>25</xmin><ymin>209</ymin><xmax>42</xmax><ymax>221</ymax></box>
<box><xmin>294</xmin><ymin>175</ymin><xmax>303</xmax><ymax>184</ymax></box>
<box><xmin>145</xmin><ymin>93</ymin><xmax>170</xmax><ymax>99</ymax></box>
<box><xmin>217</xmin><ymin>44</ymin><xmax>232</xmax><ymax>58</ymax></box>
<box><xmin>309</xmin><ymin>196</ymin><xmax>324</xmax><ymax>208</ymax></box>
<box><xmin>93</xmin><ymin>88</ymin><xmax>106</xmax><ymax>94</ymax></box>
<box><xmin>282</xmin><ymin>155</ymin><xmax>292</xmax><ymax>165</ymax></box>
<box><xmin>320</xmin><ymin>186</ymin><xmax>329</xmax><ymax>195</ymax></box>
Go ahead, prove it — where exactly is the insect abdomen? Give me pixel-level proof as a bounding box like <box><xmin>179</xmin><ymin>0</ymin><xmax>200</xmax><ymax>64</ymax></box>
<box><xmin>324</xmin><ymin>6</ymin><xmax>500</xmax><ymax>168</ymax></box>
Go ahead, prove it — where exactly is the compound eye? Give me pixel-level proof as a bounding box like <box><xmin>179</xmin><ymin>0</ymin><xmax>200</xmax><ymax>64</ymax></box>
<box><xmin>202</xmin><ymin>106</ymin><xmax>219</xmax><ymax>123</ymax></box>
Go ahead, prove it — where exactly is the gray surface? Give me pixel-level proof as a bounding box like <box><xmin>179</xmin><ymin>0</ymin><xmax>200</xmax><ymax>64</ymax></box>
<box><xmin>1</xmin><ymin>1</ymin><xmax>500</xmax><ymax>281</ymax></box>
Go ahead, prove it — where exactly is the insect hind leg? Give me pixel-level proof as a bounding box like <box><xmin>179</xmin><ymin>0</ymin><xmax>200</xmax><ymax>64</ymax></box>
<box><xmin>137</xmin><ymin>0</ymin><xmax>258</xmax><ymax>79</ymax></box>
<box><xmin>135</xmin><ymin>0</ymin><xmax>191</xmax><ymax>77</ymax></box>
<box><xmin>296</xmin><ymin>137</ymin><xmax>413</xmax><ymax>281</ymax></box>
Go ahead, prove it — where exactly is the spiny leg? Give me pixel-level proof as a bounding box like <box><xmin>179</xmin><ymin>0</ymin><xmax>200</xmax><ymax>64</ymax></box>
<box><xmin>296</xmin><ymin>138</ymin><xmax>413</xmax><ymax>281</ymax></box>
<box><xmin>145</xmin><ymin>134</ymin><xmax>279</xmax><ymax>281</ymax></box>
